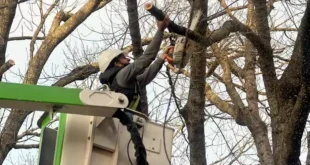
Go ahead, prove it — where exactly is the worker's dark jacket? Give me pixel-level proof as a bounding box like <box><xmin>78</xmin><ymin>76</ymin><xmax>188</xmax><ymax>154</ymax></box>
<box><xmin>99</xmin><ymin>30</ymin><xmax>165</xmax><ymax>115</ymax></box>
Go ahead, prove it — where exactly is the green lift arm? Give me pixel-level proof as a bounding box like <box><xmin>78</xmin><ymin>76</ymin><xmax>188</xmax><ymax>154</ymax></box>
<box><xmin>0</xmin><ymin>82</ymin><xmax>129</xmax><ymax>165</ymax></box>
<box><xmin>0</xmin><ymin>82</ymin><xmax>129</xmax><ymax>117</ymax></box>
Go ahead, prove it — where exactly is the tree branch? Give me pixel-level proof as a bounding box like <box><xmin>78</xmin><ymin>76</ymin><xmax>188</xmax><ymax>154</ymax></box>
<box><xmin>55</xmin><ymin>0</ymin><xmax>111</xmax><ymax>37</ymax></box>
<box><xmin>251</xmin><ymin>0</ymin><xmax>278</xmax><ymax>110</ymax></box>
<box><xmin>278</xmin><ymin>3</ymin><xmax>310</xmax><ymax>98</ymax></box>
<box><xmin>170</xmin><ymin>19</ymin><xmax>267</xmax><ymax>59</ymax></box>
<box><xmin>210</xmin><ymin>42</ymin><xmax>245</xmax><ymax>109</ymax></box>
<box><xmin>206</xmin><ymin>60</ymin><xmax>219</xmax><ymax>78</ymax></box>
<box><xmin>24</xmin><ymin>0</ymin><xmax>112</xmax><ymax>85</ymax></box>
<box><xmin>243</xmin><ymin>2</ymin><xmax>274</xmax><ymax>164</ymax></box>
<box><xmin>0</xmin><ymin>59</ymin><xmax>15</xmax><ymax>76</ymax></box>
<box><xmin>96</xmin><ymin>0</ymin><xmax>111</xmax><ymax>10</ymax></box>
<box><xmin>29</xmin><ymin>0</ymin><xmax>59</xmax><ymax>59</ymax></box>
<box><xmin>17</xmin><ymin>128</ymin><xmax>40</xmax><ymax>140</ymax></box>
<box><xmin>210</xmin><ymin>137</ymin><xmax>253</xmax><ymax>165</ymax></box>
<box><xmin>206</xmin><ymin>56</ymin><xmax>245</xmax><ymax>79</ymax></box>
<box><xmin>217</xmin><ymin>0</ymin><xmax>239</xmax><ymax>21</ymax></box>
<box><xmin>229</xmin><ymin>59</ymin><xmax>245</xmax><ymax>78</ymax></box>
<box><xmin>126</xmin><ymin>0</ymin><xmax>143</xmax><ymax>58</ymax></box>
<box><xmin>205</xmin><ymin>84</ymin><xmax>246</xmax><ymax>125</ymax></box>
<box><xmin>270</xmin><ymin>27</ymin><xmax>297</xmax><ymax>31</ymax></box>
<box><xmin>53</xmin><ymin>63</ymin><xmax>99</xmax><ymax>87</ymax></box>
<box><xmin>8</xmin><ymin>36</ymin><xmax>45</xmax><ymax>41</ymax></box>
<box><xmin>267</xmin><ymin>0</ymin><xmax>278</xmax><ymax>14</ymax></box>
<box><xmin>207</xmin><ymin>5</ymin><xmax>248</xmax><ymax>21</ymax></box>
<box><xmin>13</xmin><ymin>144</ymin><xmax>39</xmax><ymax>149</ymax></box>
<box><xmin>8</xmin><ymin>36</ymin><xmax>46</xmax><ymax>41</ymax></box>
<box><xmin>0</xmin><ymin>0</ymin><xmax>18</xmax><ymax>82</ymax></box>
<box><xmin>123</xmin><ymin>32</ymin><xmax>175</xmax><ymax>52</ymax></box>
<box><xmin>212</xmin><ymin>72</ymin><xmax>266</xmax><ymax>95</ymax></box>
<box><xmin>243</xmin><ymin>0</ymin><xmax>260</xmax><ymax>117</ymax></box>
<box><xmin>0</xmin><ymin>0</ymin><xmax>28</xmax><ymax>9</ymax></box>
<box><xmin>48</xmin><ymin>11</ymin><xmax>65</xmax><ymax>34</ymax></box>
<box><xmin>162</xmin><ymin>61</ymin><xmax>248</xmax><ymax>126</ymax></box>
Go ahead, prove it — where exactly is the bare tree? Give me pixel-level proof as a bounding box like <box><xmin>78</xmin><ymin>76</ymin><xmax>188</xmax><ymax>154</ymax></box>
<box><xmin>165</xmin><ymin>0</ymin><xmax>310</xmax><ymax>164</ymax></box>
<box><xmin>0</xmin><ymin>0</ymin><xmax>112</xmax><ymax>163</ymax></box>
<box><xmin>0</xmin><ymin>0</ymin><xmax>18</xmax><ymax>81</ymax></box>
<box><xmin>177</xmin><ymin>0</ymin><xmax>209</xmax><ymax>165</ymax></box>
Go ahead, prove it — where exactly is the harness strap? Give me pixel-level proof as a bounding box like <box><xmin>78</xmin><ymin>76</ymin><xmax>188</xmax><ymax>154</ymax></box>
<box><xmin>128</xmin><ymin>94</ymin><xmax>140</xmax><ymax>110</ymax></box>
<box><xmin>128</xmin><ymin>83</ymin><xmax>140</xmax><ymax>110</ymax></box>
<box><xmin>101</xmin><ymin>66</ymin><xmax>141</xmax><ymax>111</ymax></box>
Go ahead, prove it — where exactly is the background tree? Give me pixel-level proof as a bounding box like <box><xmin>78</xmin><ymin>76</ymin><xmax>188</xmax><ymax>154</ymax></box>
<box><xmin>0</xmin><ymin>0</ymin><xmax>112</xmax><ymax>163</ymax></box>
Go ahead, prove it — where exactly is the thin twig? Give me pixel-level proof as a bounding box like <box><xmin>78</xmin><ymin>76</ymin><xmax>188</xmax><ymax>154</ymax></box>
<box><xmin>8</xmin><ymin>36</ymin><xmax>45</xmax><ymax>41</ymax></box>
<box><xmin>29</xmin><ymin>0</ymin><xmax>59</xmax><ymax>59</ymax></box>
<box><xmin>13</xmin><ymin>144</ymin><xmax>39</xmax><ymax>149</ymax></box>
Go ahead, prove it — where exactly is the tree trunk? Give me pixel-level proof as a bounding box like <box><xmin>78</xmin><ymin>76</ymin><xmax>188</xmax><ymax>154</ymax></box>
<box><xmin>180</xmin><ymin>0</ymin><xmax>208</xmax><ymax>164</ymax></box>
<box><xmin>242</xmin><ymin>1</ymin><xmax>274</xmax><ymax>164</ymax></box>
<box><xmin>271</xmin><ymin>2</ymin><xmax>310</xmax><ymax>165</ymax></box>
<box><xmin>246</xmin><ymin>115</ymin><xmax>274</xmax><ymax>165</ymax></box>
<box><xmin>306</xmin><ymin>132</ymin><xmax>310</xmax><ymax>165</ymax></box>
<box><xmin>0</xmin><ymin>0</ymin><xmax>19</xmax><ymax>162</ymax></box>
<box><xmin>0</xmin><ymin>0</ymin><xmax>17</xmax><ymax>81</ymax></box>
<box><xmin>0</xmin><ymin>110</ymin><xmax>30</xmax><ymax>163</ymax></box>
<box><xmin>182</xmin><ymin>43</ymin><xmax>208</xmax><ymax>165</ymax></box>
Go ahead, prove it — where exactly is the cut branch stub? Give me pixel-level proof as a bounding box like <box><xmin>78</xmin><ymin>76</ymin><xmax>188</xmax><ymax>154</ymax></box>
<box><xmin>0</xmin><ymin>59</ymin><xmax>15</xmax><ymax>76</ymax></box>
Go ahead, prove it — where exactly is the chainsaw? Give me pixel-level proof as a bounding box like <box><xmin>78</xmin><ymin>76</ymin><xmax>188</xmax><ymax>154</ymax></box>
<box><xmin>144</xmin><ymin>3</ymin><xmax>191</xmax><ymax>70</ymax></box>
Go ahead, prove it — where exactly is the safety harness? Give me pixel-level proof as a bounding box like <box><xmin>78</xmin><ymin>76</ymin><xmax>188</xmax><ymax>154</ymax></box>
<box><xmin>99</xmin><ymin>67</ymin><xmax>141</xmax><ymax>111</ymax></box>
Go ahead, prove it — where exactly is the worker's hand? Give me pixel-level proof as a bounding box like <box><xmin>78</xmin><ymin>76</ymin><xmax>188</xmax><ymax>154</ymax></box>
<box><xmin>159</xmin><ymin>46</ymin><xmax>174</xmax><ymax>62</ymax></box>
<box><xmin>164</xmin><ymin>46</ymin><xmax>174</xmax><ymax>57</ymax></box>
<box><xmin>167</xmin><ymin>46</ymin><xmax>174</xmax><ymax>57</ymax></box>
<box><xmin>157</xmin><ymin>15</ymin><xmax>170</xmax><ymax>32</ymax></box>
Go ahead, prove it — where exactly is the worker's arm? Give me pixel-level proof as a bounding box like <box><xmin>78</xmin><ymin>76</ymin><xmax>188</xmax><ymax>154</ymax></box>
<box><xmin>115</xmin><ymin>30</ymin><xmax>164</xmax><ymax>87</ymax></box>
<box><xmin>136</xmin><ymin>58</ymin><xmax>165</xmax><ymax>87</ymax></box>
<box><xmin>136</xmin><ymin>46</ymin><xmax>173</xmax><ymax>87</ymax></box>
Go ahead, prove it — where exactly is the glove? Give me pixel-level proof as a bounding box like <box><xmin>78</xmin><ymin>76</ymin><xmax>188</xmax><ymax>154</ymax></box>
<box><xmin>162</xmin><ymin>46</ymin><xmax>174</xmax><ymax>64</ymax></box>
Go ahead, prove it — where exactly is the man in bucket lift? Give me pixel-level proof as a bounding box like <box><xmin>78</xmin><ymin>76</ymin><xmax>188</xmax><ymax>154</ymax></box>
<box><xmin>98</xmin><ymin>15</ymin><xmax>173</xmax><ymax>116</ymax></box>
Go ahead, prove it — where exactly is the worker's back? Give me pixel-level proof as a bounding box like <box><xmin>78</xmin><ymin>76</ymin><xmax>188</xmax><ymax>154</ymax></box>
<box><xmin>99</xmin><ymin>66</ymin><xmax>141</xmax><ymax>112</ymax></box>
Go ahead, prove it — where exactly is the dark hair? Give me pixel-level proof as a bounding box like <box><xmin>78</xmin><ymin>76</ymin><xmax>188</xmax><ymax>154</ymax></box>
<box><xmin>107</xmin><ymin>54</ymin><xmax>122</xmax><ymax>69</ymax></box>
